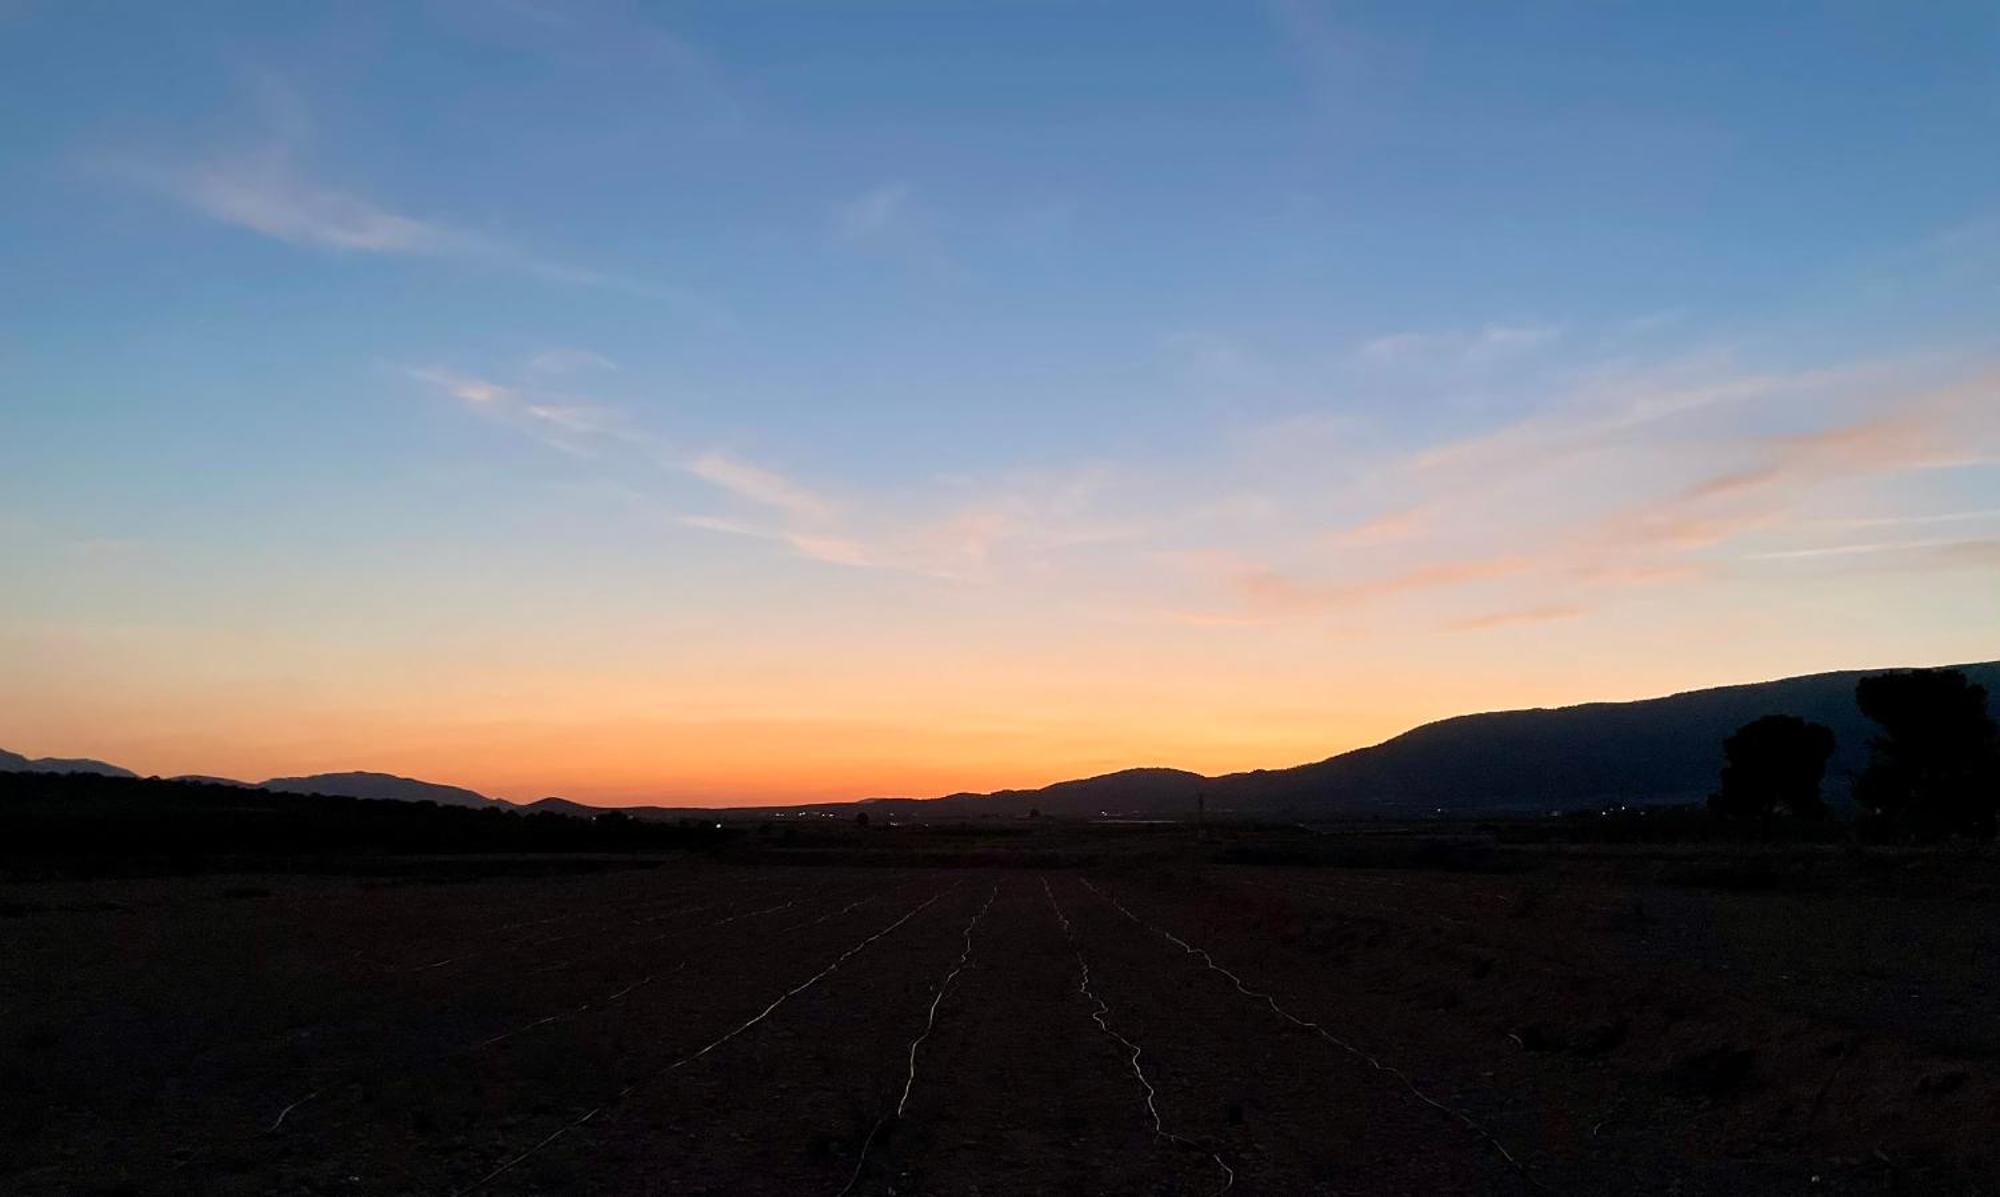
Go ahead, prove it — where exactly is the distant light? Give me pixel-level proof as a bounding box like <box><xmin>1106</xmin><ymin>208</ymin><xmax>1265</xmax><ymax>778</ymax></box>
<box><xmin>714</xmin><ymin>822</ymin><xmax>722</xmax><ymax>829</ymax></box>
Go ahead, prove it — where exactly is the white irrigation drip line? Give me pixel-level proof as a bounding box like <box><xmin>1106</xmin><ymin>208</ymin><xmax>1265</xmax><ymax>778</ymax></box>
<box><xmin>474</xmin><ymin>1011</ymin><xmax>573</xmax><ymax>1049</ymax></box>
<box><xmin>451</xmin><ymin>885</ymin><xmax>957</xmax><ymax>1197</ymax></box>
<box><xmin>1042</xmin><ymin>876</ymin><xmax>1072</xmax><ymax>935</ymax></box>
<box><xmin>710</xmin><ymin>898</ymin><xmax>799</xmax><ymax>928</ymax></box>
<box><xmin>1044</xmin><ymin>878</ymin><xmax>1234</xmax><ymax>1197</ymax></box>
<box><xmin>776</xmin><ymin>886</ymin><xmax>893</xmax><ymax>936</ymax></box>
<box><xmin>657</xmin><ymin>887</ymin><xmax>954</xmax><ymax>1082</ymax></box>
<box><xmin>266</xmin><ymin>887</ymin><xmax>817</xmax><ymax>1135</ymax></box>
<box><xmin>468</xmin><ymin>957</ymin><xmax>688</xmax><ymax>1051</ymax></box>
<box><xmin>625</xmin><ymin>897</ymin><xmax>802</xmax><ymax>947</ymax></box>
<box><xmin>1079</xmin><ymin>879</ymin><xmax>1546</xmax><ymax>1191</ymax></box>
<box><xmin>631</xmin><ymin>899</ymin><xmax>721</xmax><ymax>926</ymax></box>
<box><xmin>266</xmin><ymin>1089</ymin><xmax>319</xmax><ymax>1131</ymax></box>
<box><xmin>899</xmin><ymin>885</ymin><xmax>997</xmax><ymax>1119</ymax></box>
<box><xmin>605</xmin><ymin>972</ymin><xmax>659</xmax><ymax>1002</ymax></box>
<box><xmin>837</xmin><ymin>884</ymin><xmax>999</xmax><ymax>1196</ymax></box>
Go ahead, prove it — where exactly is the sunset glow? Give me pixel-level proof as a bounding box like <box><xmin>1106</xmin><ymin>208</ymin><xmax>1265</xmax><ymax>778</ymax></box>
<box><xmin>4</xmin><ymin>4</ymin><xmax>1997</xmax><ymax>804</ymax></box>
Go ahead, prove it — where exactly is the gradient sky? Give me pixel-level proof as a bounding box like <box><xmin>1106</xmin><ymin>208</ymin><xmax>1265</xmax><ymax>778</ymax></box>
<box><xmin>3</xmin><ymin>2</ymin><xmax>1998</xmax><ymax>805</ymax></box>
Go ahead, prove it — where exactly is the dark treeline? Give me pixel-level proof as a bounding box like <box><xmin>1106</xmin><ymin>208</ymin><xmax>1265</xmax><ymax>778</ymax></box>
<box><xmin>0</xmin><ymin>771</ymin><xmax>734</xmax><ymax>870</ymax></box>
<box><xmin>1709</xmin><ymin>668</ymin><xmax>2000</xmax><ymax>842</ymax></box>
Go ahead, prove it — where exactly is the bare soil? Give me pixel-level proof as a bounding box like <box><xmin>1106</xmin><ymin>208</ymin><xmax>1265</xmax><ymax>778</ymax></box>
<box><xmin>3</xmin><ymin>844</ymin><xmax>1995</xmax><ymax>1194</ymax></box>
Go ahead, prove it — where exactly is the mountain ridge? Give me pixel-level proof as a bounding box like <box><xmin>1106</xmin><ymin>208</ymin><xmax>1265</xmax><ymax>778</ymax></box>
<box><xmin>0</xmin><ymin>749</ymin><xmax>135</xmax><ymax>779</ymax></box>
<box><xmin>257</xmin><ymin>771</ymin><xmax>505</xmax><ymax>810</ymax></box>
<box><xmin>7</xmin><ymin>658</ymin><xmax>1994</xmax><ymax>818</ymax></box>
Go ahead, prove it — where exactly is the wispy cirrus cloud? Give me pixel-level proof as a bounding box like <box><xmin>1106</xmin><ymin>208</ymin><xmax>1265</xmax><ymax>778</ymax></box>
<box><xmin>415</xmin><ymin>320</ymin><xmax>1997</xmax><ymax>633</ymax></box>
<box><xmin>828</xmin><ymin>181</ymin><xmax>952</xmax><ymax>272</ymax></box>
<box><xmin>97</xmin><ymin>75</ymin><xmax>634</xmax><ymax>289</ymax></box>
<box><xmin>1446</xmin><ymin>603</ymin><xmax>1586</xmax><ymax>633</ymax></box>
<box><xmin>685</xmin><ymin>452</ymin><xmax>837</xmax><ymax>525</ymax></box>
<box><xmin>676</xmin><ymin>514</ymin><xmax>872</xmax><ymax>568</ymax></box>
<box><xmin>409</xmin><ymin>367</ymin><xmax>514</xmax><ymax>406</ymax></box>
<box><xmin>832</xmin><ymin>182</ymin><xmax>916</xmax><ymax>244</ymax></box>
<box><xmin>406</xmin><ymin>364</ymin><xmax>626</xmax><ymax>456</ymax></box>
<box><xmin>109</xmin><ymin>144</ymin><xmax>623</xmax><ymax>286</ymax></box>
<box><xmin>1745</xmin><ymin>538</ymin><xmax>1968</xmax><ymax>561</ymax></box>
<box><xmin>1409</xmin><ymin>361</ymin><xmax>1867</xmax><ymax>475</ymax></box>
<box><xmin>1167</xmin><ymin>361</ymin><xmax>1998</xmax><ymax>630</ymax></box>
<box><xmin>414</xmin><ymin>357</ymin><xmax>1128</xmax><ymax>580</ymax></box>
<box><xmin>1744</xmin><ymin>538</ymin><xmax>2000</xmax><ymax>574</ymax></box>
<box><xmin>1229</xmin><ymin>552</ymin><xmax>1529</xmax><ymax>619</ymax></box>
<box><xmin>126</xmin><ymin>148</ymin><xmax>456</xmax><ymax>254</ymax></box>
<box><xmin>1326</xmin><ymin>504</ymin><xmax>1428</xmax><ymax>548</ymax></box>
<box><xmin>1356</xmin><ymin>321</ymin><xmax>1562</xmax><ymax>368</ymax></box>
<box><xmin>1671</xmin><ymin>412</ymin><xmax>1949</xmax><ymax>505</ymax></box>
<box><xmin>1592</xmin><ymin>379</ymin><xmax>2000</xmax><ymax>559</ymax></box>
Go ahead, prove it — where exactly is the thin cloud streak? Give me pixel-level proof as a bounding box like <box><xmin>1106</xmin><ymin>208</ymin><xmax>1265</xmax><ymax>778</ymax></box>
<box><xmin>677</xmin><ymin>515</ymin><xmax>872</xmax><ymax>569</ymax></box>
<box><xmin>407</xmin><ymin>364</ymin><xmax>625</xmax><ymax>457</ymax></box>
<box><xmin>1186</xmin><ymin>365</ymin><xmax>1998</xmax><ymax>628</ymax></box>
<box><xmin>1326</xmin><ymin>505</ymin><xmax>1428</xmax><ymax>548</ymax></box>
<box><xmin>1410</xmin><ymin>363</ymin><xmax>1868</xmax><ymax>475</ymax></box>
<box><xmin>131</xmin><ymin>150</ymin><xmax>454</xmax><ymax>254</ymax></box>
<box><xmin>1812</xmin><ymin>509</ymin><xmax>2000</xmax><ymax>531</ymax></box>
<box><xmin>685</xmin><ymin>452</ymin><xmax>836</xmax><ymax>524</ymax></box>
<box><xmin>96</xmin><ymin>74</ymin><xmax>654</xmax><ymax>291</ymax></box>
<box><xmin>833</xmin><ymin>182</ymin><xmax>916</xmax><ymax>243</ymax></box>
<box><xmin>1356</xmin><ymin>322</ymin><xmax>1562</xmax><ymax>367</ymax></box>
<box><xmin>1233</xmin><ymin>552</ymin><xmax>1528</xmax><ymax>618</ymax></box>
<box><xmin>1447</xmin><ymin>604</ymin><xmax>1586</xmax><ymax>633</ymax></box>
<box><xmin>415</xmin><ymin>333</ymin><xmax>1999</xmax><ymax>633</ymax></box>
<box><xmin>1746</xmin><ymin>537</ymin><xmax>1976</xmax><ymax>561</ymax></box>
<box><xmin>112</xmin><ymin>147</ymin><xmax>627</xmax><ymax>287</ymax></box>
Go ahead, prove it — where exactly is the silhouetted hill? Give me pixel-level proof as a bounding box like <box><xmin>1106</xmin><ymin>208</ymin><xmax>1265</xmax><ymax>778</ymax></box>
<box><xmin>0</xmin><ymin>749</ymin><xmax>136</xmax><ymax>779</ymax></box>
<box><xmin>258</xmin><ymin>771</ymin><xmax>504</xmax><ymax>809</ymax></box>
<box><xmin>0</xmin><ymin>770</ymin><xmax>729</xmax><ymax>865</ymax></box>
<box><xmin>521</xmin><ymin>796</ymin><xmax>600</xmax><ymax>816</ymax></box>
<box><xmin>862</xmin><ymin>767</ymin><xmax>1208</xmax><ymax>818</ymax></box>
<box><xmin>909</xmin><ymin>661</ymin><xmax>2000</xmax><ymax>818</ymax></box>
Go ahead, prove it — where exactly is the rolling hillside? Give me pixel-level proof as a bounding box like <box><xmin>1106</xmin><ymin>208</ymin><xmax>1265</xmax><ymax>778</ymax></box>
<box><xmin>906</xmin><ymin>661</ymin><xmax>2000</xmax><ymax>818</ymax></box>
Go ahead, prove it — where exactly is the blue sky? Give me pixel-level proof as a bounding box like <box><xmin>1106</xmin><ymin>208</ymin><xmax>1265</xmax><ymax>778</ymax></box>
<box><xmin>3</xmin><ymin>2</ymin><xmax>1997</xmax><ymax>802</ymax></box>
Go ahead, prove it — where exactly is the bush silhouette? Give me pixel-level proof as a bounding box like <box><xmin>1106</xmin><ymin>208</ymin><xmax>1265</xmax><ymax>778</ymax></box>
<box><xmin>1854</xmin><ymin>669</ymin><xmax>2000</xmax><ymax>840</ymax></box>
<box><xmin>1708</xmin><ymin>714</ymin><xmax>1836</xmax><ymax>833</ymax></box>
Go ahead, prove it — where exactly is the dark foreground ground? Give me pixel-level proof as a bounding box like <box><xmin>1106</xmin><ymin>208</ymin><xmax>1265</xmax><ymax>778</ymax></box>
<box><xmin>3</xmin><ymin>835</ymin><xmax>1996</xmax><ymax>1194</ymax></box>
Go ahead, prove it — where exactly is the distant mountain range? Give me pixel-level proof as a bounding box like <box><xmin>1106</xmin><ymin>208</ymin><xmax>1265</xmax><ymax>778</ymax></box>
<box><xmin>6</xmin><ymin>659</ymin><xmax>1995</xmax><ymax>820</ymax></box>
<box><xmin>882</xmin><ymin>659</ymin><xmax>2000</xmax><ymax>819</ymax></box>
<box><xmin>0</xmin><ymin>758</ymin><xmax>512</xmax><ymax>810</ymax></box>
<box><xmin>258</xmin><ymin>771</ymin><xmax>503</xmax><ymax>809</ymax></box>
<box><xmin>0</xmin><ymin>749</ymin><xmax>135</xmax><ymax>779</ymax></box>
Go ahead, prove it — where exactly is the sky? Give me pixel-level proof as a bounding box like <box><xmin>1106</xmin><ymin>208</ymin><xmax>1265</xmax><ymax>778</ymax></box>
<box><xmin>2</xmin><ymin>2</ymin><xmax>1998</xmax><ymax>805</ymax></box>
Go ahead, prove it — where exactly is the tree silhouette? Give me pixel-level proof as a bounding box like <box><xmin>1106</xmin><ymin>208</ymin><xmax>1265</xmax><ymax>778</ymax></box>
<box><xmin>1709</xmin><ymin>714</ymin><xmax>1836</xmax><ymax>833</ymax></box>
<box><xmin>1854</xmin><ymin>669</ymin><xmax>2000</xmax><ymax>840</ymax></box>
